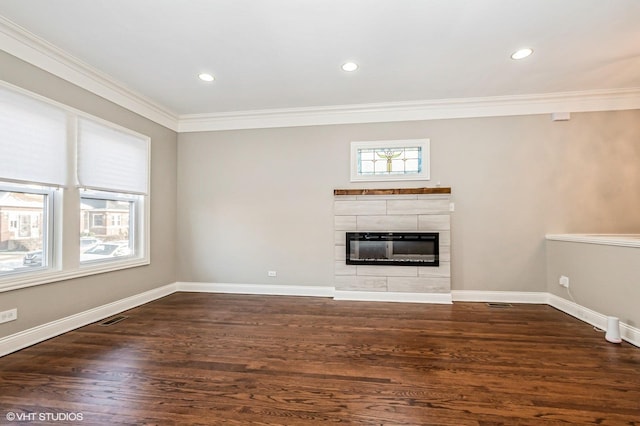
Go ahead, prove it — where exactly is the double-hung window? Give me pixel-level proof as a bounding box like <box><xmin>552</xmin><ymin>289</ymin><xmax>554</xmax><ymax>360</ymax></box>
<box><xmin>0</xmin><ymin>86</ymin><xmax>65</xmax><ymax>278</ymax></box>
<box><xmin>77</xmin><ymin>118</ymin><xmax>149</xmax><ymax>266</ymax></box>
<box><xmin>0</xmin><ymin>82</ymin><xmax>150</xmax><ymax>291</ymax></box>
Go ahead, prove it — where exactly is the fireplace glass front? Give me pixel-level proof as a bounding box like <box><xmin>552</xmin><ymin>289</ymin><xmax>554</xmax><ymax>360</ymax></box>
<box><xmin>346</xmin><ymin>232</ymin><xmax>439</xmax><ymax>266</ymax></box>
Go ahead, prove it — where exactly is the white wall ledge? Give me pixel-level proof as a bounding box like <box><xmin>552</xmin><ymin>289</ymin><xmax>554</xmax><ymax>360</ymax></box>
<box><xmin>546</xmin><ymin>234</ymin><xmax>640</xmax><ymax>248</ymax></box>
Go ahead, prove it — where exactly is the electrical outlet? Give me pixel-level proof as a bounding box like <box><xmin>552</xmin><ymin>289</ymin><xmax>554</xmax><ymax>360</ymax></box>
<box><xmin>0</xmin><ymin>308</ymin><xmax>18</xmax><ymax>324</ymax></box>
<box><xmin>268</xmin><ymin>270</ymin><xmax>277</xmax><ymax>277</ymax></box>
<box><xmin>559</xmin><ymin>276</ymin><xmax>570</xmax><ymax>288</ymax></box>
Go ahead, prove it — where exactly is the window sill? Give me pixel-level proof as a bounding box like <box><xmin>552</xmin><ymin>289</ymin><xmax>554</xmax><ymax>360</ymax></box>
<box><xmin>0</xmin><ymin>257</ymin><xmax>150</xmax><ymax>293</ymax></box>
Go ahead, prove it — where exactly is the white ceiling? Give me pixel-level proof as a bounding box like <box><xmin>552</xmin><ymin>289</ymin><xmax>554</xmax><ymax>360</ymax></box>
<box><xmin>1</xmin><ymin>0</ymin><xmax>640</xmax><ymax>130</ymax></box>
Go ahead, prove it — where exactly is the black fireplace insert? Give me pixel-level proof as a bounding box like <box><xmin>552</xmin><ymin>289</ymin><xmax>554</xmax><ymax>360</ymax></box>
<box><xmin>346</xmin><ymin>232</ymin><xmax>439</xmax><ymax>266</ymax></box>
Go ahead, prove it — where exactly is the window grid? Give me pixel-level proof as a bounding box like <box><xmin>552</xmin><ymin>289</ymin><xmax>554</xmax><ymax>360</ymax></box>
<box><xmin>358</xmin><ymin>147</ymin><xmax>422</xmax><ymax>176</ymax></box>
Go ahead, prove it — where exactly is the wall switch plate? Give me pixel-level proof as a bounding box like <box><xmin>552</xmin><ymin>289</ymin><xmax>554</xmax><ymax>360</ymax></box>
<box><xmin>449</xmin><ymin>202</ymin><xmax>455</xmax><ymax>212</ymax></box>
<box><xmin>0</xmin><ymin>308</ymin><xmax>18</xmax><ymax>324</ymax></box>
<box><xmin>268</xmin><ymin>271</ymin><xmax>277</xmax><ymax>277</ymax></box>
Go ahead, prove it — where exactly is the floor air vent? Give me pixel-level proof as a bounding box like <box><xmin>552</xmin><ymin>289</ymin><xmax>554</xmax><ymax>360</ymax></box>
<box><xmin>486</xmin><ymin>302</ymin><xmax>513</xmax><ymax>308</ymax></box>
<box><xmin>100</xmin><ymin>315</ymin><xmax>128</xmax><ymax>326</ymax></box>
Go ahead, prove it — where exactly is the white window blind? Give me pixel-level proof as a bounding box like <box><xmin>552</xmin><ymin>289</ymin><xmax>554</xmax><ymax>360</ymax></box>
<box><xmin>77</xmin><ymin>118</ymin><xmax>149</xmax><ymax>195</ymax></box>
<box><xmin>0</xmin><ymin>86</ymin><xmax>67</xmax><ymax>186</ymax></box>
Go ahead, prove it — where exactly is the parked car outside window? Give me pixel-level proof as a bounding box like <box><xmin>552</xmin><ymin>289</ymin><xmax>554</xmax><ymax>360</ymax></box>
<box><xmin>80</xmin><ymin>237</ymin><xmax>102</xmax><ymax>250</ymax></box>
<box><xmin>22</xmin><ymin>250</ymin><xmax>43</xmax><ymax>267</ymax></box>
<box><xmin>81</xmin><ymin>242</ymin><xmax>131</xmax><ymax>262</ymax></box>
<box><xmin>22</xmin><ymin>237</ymin><xmax>106</xmax><ymax>267</ymax></box>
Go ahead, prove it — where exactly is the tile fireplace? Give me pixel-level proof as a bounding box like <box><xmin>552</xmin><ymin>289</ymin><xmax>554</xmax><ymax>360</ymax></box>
<box><xmin>333</xmin><ymin>187</ymin><xmax>452</xmax><ymax>301</ymax></box>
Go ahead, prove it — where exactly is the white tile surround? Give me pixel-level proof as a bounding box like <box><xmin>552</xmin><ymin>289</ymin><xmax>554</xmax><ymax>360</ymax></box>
<box><xmin>333</xmin><ymin>188</ymin><xmax>452</xmax><ymax>298</ymax></box>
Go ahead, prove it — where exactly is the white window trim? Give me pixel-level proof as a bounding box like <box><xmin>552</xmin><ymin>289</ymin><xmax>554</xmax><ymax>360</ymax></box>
<box><xmin>78</xmin><ymin>190</ymin><xmax>145</xmax><ymax>267</ymax></box>
<box><xmin>0</xmin><ymin>256</ymin><xmax>150</xmax><ymax>293</ymax></box>
<box><xmin>350</xmin><ymin>139</ymin><xmax>431</xmax><ymax>182</ymax></box>
<box><xmin>78</xmin><ymin>193</ymin><xmax>149</xmax><ymax>274</ymax></box>
<box><xmin>0</xmin><ymin>81</ymin><xmax>150</xmax><ymax>293</ymax></box>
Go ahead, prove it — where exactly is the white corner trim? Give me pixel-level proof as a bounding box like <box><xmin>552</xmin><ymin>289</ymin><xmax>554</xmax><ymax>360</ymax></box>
<box><xmin>177</xmin><ymin>88</ymin><xmax>640</xmax><ymax>132</ymax></box>
<box><xmin>0</xmin><ymin>16</ymin><xmax>179</xmax><ymax>131</ymax></box>
<box><xmin>176</xmin><ymin>282</ymin><xmax>335</xmax><ymax>298</ymax></box>
<box><xmin>451</xmin><ymin>290</ymin><xmax>548</xmax><ymax>304</ymax></box>
<box><xmin>334</xmin><ymin>290</ymin><xmax>452</xmax><ymax>304</ymax></box>
<box><xmin>0</xmin><ymin>283</ymin><xmax>177</xmax><ymax>358</ymax></box>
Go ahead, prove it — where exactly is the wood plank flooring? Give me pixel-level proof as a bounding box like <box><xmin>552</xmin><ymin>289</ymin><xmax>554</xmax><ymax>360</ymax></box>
<box><xmin>1</xmin><ymin>293</ymin><xmax>639</xmax><ymax>425</ymax></box>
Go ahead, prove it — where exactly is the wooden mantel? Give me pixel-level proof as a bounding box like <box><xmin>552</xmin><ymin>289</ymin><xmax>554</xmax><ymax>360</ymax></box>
<box><xmin>334</xmin><ymin>187</ymin><xmax>451</xmax><ymax>196</ymax></box>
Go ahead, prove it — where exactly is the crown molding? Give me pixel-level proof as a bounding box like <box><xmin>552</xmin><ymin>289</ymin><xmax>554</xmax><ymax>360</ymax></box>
<box><xmin>0</xmin><ymin>16</ymin><xmax>179</xmax><ymax>131</ymax></box>
<box><xmin>178</xmin><ymin>87</ymin><xmax>640</xmax><ymax>132</ymax></box>
<box><xmin>3</xmin><ymin>16</ymin><xmax>640</xmax><ymax>134</ymax></box>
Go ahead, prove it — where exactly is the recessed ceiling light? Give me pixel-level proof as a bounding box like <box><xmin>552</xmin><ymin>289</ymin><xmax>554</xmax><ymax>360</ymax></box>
<box><xmin>511</xmin><ymin>48</ymin><xmax>533</xmax><ymax>60</ymax></box>
<box><xmin>198</xmin><ymin>73</ymin><xmax>215</xmax><ymax>82</ymax></box>
<box><xmin>341</xmin><ymin>62</ymin><xmax>358</xmax><ymax>72</ymax></box>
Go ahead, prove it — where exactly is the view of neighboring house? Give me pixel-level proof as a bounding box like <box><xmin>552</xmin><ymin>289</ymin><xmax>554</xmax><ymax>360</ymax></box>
<box><xmin>0</xmin><ymin>191</ymin><xmax>44</xmax><ymax>251</ymax></box>
<box><xmin>80</xmin><ymin>198</ymin><xmax>130</xmax><ymax>241</ymax></box>
<box><xmin>0</xmin><ymin>192</ymin><xmax>130</xmax><ymax>254</ymax></box>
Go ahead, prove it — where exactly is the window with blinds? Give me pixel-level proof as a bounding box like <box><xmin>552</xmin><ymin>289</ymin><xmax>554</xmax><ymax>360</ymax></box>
<box><xmin>0</xmin><ymin>86</ymin><xmax>67</xmax><ymax>187</ymax></box>
<box><xmin>76</xmin><ymin>118</ymin><xmax>149</xmax><ymax>265</ymax></box>
<box><xmin>77</xmin><ymin>118</ymin><xmax>149</xmax><ymax>195</ymax></box>
<box><xmin>0</xmin><ymin>83</ymin><xmax>150</xmax><ymax>290</ymax></box>
<box><xmin>0</xmin><ymin>86</ymin><xmax>62</xmax><ymax>278</ymax></box>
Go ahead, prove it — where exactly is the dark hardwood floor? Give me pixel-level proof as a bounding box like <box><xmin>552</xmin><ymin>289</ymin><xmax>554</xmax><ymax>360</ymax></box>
<box><xmin>1</xmin><ymin>292</ymin><xmax>639</xmax><ymax>425</ymax></box>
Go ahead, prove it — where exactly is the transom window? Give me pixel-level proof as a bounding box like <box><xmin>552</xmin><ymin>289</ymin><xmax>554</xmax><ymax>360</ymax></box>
<box><xmin>351</xmin><ymin>139</ymin><xmax>430</xmax><ymax>182</ymax></box>
<box><xmin>358</xmin><ymin>146</ymin><xmax>422</xmax><ymax>176</ymax></box>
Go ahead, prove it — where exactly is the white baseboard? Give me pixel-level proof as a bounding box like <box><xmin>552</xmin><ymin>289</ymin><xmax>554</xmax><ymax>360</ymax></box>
<box><xmin>452</xmin><ymin>291</ymin><xmax>638</xmax><ymax>347</ymax></box>
<box><xmin>0</xmin><ymin>283</ymin><xmax>177</xmax><ymax>358</ymax></box>
<box><xmin>2</xmin><ymin>284</ymin><xmax>637</xmax><ymax>358</ymax></box>
<box><xmin>546</xmin><ymin>293</ymin><xmax>640</xmax><ymax>348</ymax></box>
<box><xmin>176</xmin><ymin>282</ymin><xmax>335</xmax><ymax>298</ymax></box>
<box><xmin>452</xmin><ymin>290</ymin><xmax>548</xmax><ymax>304</ymax></box>
<box><xmin>546</xmin><ymin>293</ymin><xmax>604</xmax><ymax>327</ymax></box>
<box><xmin>334</xmin><ymin>290</ymin><xmax>452</xmax><ymax>304</ymax></box>
<box><xmin>620</xmin><ymin>323</ymin><xmax>640</xmax><ymax>347</ymax></box>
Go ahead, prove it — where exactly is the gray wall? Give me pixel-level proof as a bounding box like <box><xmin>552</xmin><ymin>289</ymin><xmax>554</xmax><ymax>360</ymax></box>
<box><xmin>0</xmin><ymin>51</ymin><xmax>178</xmax><ymax>338</ymax></box>
<box><xmin>546</xmin><ymin>240</ymin><xmax>640</xmax><ymax>329</ymax></box>
<box><xmin>177</xmin><ymin>110</ymin><xmax>640</xmax><ymax>292</ymax></box>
